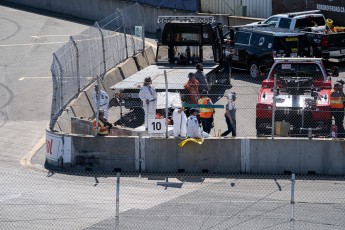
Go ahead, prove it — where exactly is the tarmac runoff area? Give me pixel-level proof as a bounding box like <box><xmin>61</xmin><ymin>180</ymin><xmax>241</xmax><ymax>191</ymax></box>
<box><xmin>19</xmin><ymin>141</ymin><xmax>345</xmax><ymax>230</ymax></box>
<box><xmin>5</xmin><ymin>4</ymin><xmax>344</xmax><ymax>228</ymax></box>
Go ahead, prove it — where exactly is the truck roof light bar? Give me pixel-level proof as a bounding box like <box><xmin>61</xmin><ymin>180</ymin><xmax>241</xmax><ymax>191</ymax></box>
<box><xmin>157</xmin><ymin>16</ymin><xmax>215</xmax><ymax>24</ymax></box>
<box><xmin>274</xmin><ymin>57</ymin><xmax>322</xmax><ymax>62</ymax></box>
<box><xmin>287</xmin><ymin>10</ymin><xmax>321</xmax><ymax>17</ymax></box>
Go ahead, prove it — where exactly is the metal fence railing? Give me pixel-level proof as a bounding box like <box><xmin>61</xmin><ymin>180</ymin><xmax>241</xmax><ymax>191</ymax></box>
<box><xmin>2</xmin><ymin>171</ymin><xmax>345</xmax><ymax>229</ymax></box>
<box><xmin>50</xmin><ymin>3</ymin><xmax>145</xmax><ymax>130</ymax></box>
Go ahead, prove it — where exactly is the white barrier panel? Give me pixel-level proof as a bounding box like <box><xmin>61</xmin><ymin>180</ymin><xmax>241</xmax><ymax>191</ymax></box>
<box><xmin>63</xmin><ymin>136</ymin><xmax>72</xmax><ymax>163</ymax></box>
<box><xmin>45</xmin><ymin>131</ymin><xmax>64</xmax><ymax>162</ymax></box>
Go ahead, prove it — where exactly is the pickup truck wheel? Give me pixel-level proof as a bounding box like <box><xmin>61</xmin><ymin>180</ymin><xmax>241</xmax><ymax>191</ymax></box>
<box><xmin>249</xmin><ymin>61</ymin><xmax>259</xmax><ymax>78</ymax></box>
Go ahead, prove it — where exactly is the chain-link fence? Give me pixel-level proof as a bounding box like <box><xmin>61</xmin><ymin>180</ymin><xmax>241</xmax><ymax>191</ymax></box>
<box><xmin>1</xmin><ymin>171</ymin><xmax>345</xmax><ymax>229</ymax></box>
<box><xmin>55</xmin><ymin>68</ymin><xmax>345</xmax><ymax>138</ymax></box>
<box><xmin>50</xmin><ymin>3</ymin><xmax>345</xmax><ymax>139</ymax></box>
<box><xmin>50</xmin><ymin>3</ymin><xmax>145</xmax><ymax>130</ymax></box>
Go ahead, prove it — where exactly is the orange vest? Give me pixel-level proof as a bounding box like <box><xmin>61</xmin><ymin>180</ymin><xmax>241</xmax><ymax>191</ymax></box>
<box><xmin>198</xmin><ymin>97</ymin><xmax>214</xmax><ymax>118</ymax></box>
<box><xmin>93</xmin><ymin>119</ymin><xmax>109</xmax><ymax>135</ymax></box>
<box><xmin>330</xmin><ymin>91</ymin><xmax>344</xmax><ymax>109</ymax></box>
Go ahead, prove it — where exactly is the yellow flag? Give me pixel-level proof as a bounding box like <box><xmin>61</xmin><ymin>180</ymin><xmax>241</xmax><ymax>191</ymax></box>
<box><xmin>178</xmin><ymin>138</ymin><xmax>204</xmax><ymax>147</ymax></box>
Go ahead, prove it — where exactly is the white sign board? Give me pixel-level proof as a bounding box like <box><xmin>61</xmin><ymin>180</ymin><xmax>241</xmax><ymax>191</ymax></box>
<box><xmin>148</xmin><ymin>119</ymin><xmax>166</xmax><ymax>134</ymax></box>
<box><xmin>135</xmin><ymin>26</ymin><xmax>143</xmax><ymax>37</ymax></box>
<box><xmin>46</xmin><ymin>131</ymin><xmax>64</xmax><ymax>161</ymax></box>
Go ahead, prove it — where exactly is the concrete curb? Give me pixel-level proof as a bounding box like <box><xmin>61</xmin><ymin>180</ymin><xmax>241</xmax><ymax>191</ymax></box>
<box><xmin>20</xmin><ymin>136</ymin><xmax>48</xmax><ymax>172</ymax></box>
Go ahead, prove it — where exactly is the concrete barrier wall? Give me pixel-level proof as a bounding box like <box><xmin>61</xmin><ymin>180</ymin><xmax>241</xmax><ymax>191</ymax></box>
<box><xmin>142</xmin><ymin>138</ymin><xmax>242</xmax><ymax>173</ymax></box>
<box><xmin>248</xmin><ymin>138</ymin><xmax>345</xmax><ymax>175</ymax></box>
<box><xmin>69</xmin><ymin>90</ymin><xmax>94</xmax><ymax>118</ymax></box>
<box><xmin>46</xmin><ymin>129</ymin><xmax>345</xmax><ymax>176</ymax></box>
<box><xmin>134</xmin><ymin>52</ymin><xmax>149</xmax><ymax>71</ymax></box>
<box><xmin>102</xmin><ymin>67</ymin><xmax>123</xmax><ymax>97</ymax></box>
<box><xmin>70</xmin><ymin>135</ymin><xmax>139</xmax><ymax>171</ymax></box>
<box><xmin>71</xmin><ymin>117</ymin><xmax>94</xmax><ymax>135</ymax></box>
<box><xmin>55</xmin><ymin>107</ymin><xmax>75</xmax><ymax>132</ymax></box>
<box><xmin>144</xmin><ymin>46</ymin><xmax>156</xmax><ymax>65</ymax></box>
<box><xmin>117</xmin><ymin>57</ymin><xmax>139</xmax><ymax>79</ymax></box>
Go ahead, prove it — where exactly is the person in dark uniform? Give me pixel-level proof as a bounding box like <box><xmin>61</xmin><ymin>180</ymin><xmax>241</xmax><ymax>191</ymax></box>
<box><xmin>330</xmin><ymin>82</ymin><xmax>345</xmax><ymax>138</ymax></box>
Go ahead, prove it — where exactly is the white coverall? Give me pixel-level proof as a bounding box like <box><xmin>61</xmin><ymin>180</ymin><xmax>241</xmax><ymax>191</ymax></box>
<box><xmin>172</xmin><ymin>108</ymin><xmax>187</xmax><ymax>137</ymax></box>
<box><xmin>92</xmin><ymin>90</ymin><xmax>110</xmax><ymax>119</ymax></box>
<box><xmin>186</xmin><ymin>115</ymin><xmax>210</xmax><ymax>138</ymax></box>
<box><xmin>139</xmin><ymin>85</ymin><xmax>157</xmax><ymax>128</ymax></box>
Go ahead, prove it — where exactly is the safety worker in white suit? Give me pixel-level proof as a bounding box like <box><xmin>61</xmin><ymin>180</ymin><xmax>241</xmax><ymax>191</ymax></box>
<box><xmin>139</xmin><ymin>77</ymin><xmax>157</xmax><ymax>130</ymax></box>
<box><xmin>186</xmin><ymin>108</ymin><xmax>210</xmax><ymax>138</ymax></box>
<box><xmin>92</xmin><ymin>84</ymin><xmax>110</xmax><ymax>119</ymax></box>
<box><xmin>172</xmin><ymin>107</ymin><xmax>187</xmax><ymax>138</ymax></box>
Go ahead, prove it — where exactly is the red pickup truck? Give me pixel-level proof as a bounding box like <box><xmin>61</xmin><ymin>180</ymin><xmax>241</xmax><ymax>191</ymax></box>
<box><xmin>256</xmin><ymin>57</ymin><xmax>339</xmax><ymax>136</ymax></box>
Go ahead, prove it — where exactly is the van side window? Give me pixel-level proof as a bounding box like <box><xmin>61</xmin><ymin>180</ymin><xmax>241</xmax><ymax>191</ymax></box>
<box><xmin>278</xmin><ymin>18</ymin><xmax>292</xmax><ymax>29</ymax></box>
<box><xmin>235</xmin><ymin>32</ymin><xmax>251</xmax><ymax>45</ymax></box>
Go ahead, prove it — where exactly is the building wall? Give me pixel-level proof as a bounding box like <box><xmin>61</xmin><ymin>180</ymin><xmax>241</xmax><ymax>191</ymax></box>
<box><xmin>200</xmin><ymin>0</ymin><xmax>272</xmax><ymax>18</ymax></box>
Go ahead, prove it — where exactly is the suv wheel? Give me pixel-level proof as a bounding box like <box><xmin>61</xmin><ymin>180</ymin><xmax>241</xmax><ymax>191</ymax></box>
<box><xmin>249</xmin><ymin>61</ymin><xmax>259</xmax><ymax>78</ymax></box>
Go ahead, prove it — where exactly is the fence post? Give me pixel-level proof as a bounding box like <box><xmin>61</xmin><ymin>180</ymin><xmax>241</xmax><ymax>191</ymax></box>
<box><xmin>118</xmin><ymin>10</ymin><xmax>128</xmax><ymax>59</ymax></box>
<box><xmin>53</xmin><ymin>53</ymin><xmax>64</xmax><ymax>113</ymax></box>
<box><xmin>50</xmin><ymin>58</ymin><xmax>59</xmax><ymax>131</ymax></box>
<box><xmin>115</xmin><ymin>172</ymin><xmax>120</xmax><ymax>230</ymax></box>
<box><xmin>164</xmin><ymin>70</ymin><xmax>169</xmax><ymax>138</ymax></box>
<box><xmin>95</xmin><ymin>22</ymin><xmax>107</xmax><ymax>79</ymax></box>
<box><xmin>137</xmin><ymin>3</ymin><xmax>145</xmax><ymax>51</ymax></box>
<box><xmin>290</xmin><ymin>173</ymin><xmax>295</xmax><ymax>230</ymax></box>
<box><xmin>94</xmin><ymin>83</ymin><xmax>101</xmax><ymax>136</ymax></box>
<box><xmin>70</xmin><ymin>36</ymin><xmax>80</xmax><ymax>92</ymax></box>
<box><xmin>271</xmin><ymin>74</ymin><xmax>277</xmax><ymax>139</ymax></box>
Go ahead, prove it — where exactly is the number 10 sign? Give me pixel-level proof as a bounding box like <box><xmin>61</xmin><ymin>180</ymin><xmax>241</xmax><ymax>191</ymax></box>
<box><xmin>148</xmin><ymin>119</ymin><xmax>166</xmax><ymax>134</ymax></box>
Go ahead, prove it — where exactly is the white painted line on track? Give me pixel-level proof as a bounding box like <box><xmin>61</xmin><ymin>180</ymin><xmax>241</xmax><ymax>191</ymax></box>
<box><xmin>0</xmin><ymin>41</ymin><xmax>67</xmax><ymax>47</ymax></box>
<box><xmin>18</xmin><ymin>77</ymin><xmax>51</xmax><ymax>81</ymax></box>
<box><xmin>32</xmin><ymin>35</ymin><xmax>70</xmax><ymax>38</ymax></box>
<box><xmin>0</xmin><ymin>193</ymin><xmax>22</xmax><ymax>202</ymax></box>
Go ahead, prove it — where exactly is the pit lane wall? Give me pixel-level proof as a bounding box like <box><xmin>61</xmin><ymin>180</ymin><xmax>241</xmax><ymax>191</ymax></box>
<box><xmin>45</xmin><ymin>129</ymin><xmax>345</xmax><ymax>175</ymax></box>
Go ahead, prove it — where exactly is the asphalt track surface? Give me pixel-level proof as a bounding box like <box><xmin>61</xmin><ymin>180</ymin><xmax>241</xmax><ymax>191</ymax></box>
<box><xmin>1</xmin><ymin>2</ymin><xmax>345</xmax><ymax>230</ymax></box>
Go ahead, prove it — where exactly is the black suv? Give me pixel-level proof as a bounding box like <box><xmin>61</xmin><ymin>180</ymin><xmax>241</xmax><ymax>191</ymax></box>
<box><xmin>224</xmin><ymin>27</ymin><xmax>312</xmax><ymax>78</ymax></box>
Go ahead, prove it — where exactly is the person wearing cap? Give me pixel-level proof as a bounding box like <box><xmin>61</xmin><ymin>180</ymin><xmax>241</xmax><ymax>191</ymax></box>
<box><xmin>93</xmin><ymin>109</ymin><xmax>111</xmax><ymax>136</ymax></box>
<box><xmin>186</xmin><ymin>108</ymin><xmax>210</xmax><ymax>138</ymax></box>
<box><xmin>198</xmin><ymin>90</ymin><xmax>215</xmax><ymax>134</ymax></box>
<box><xmin>184</xmin><ymin>72</ymin><xmax>200</xmax><ymax>105</ymax></box>
<box><xmin>172</xmin><ymin>107</ymin><xmax>187</xmax><ymax>138</ymax></box>
<box><xmin>195</xmin><ymin>63</ymin><xmax>208</xmax><ymax>93</ymax></box>
<box><xmin>221</xmin><ymin>93</ymin><xmax>237</xmax><ymax>137</ymax></box>
<box><xmin>92</xmin><ymin>84</ymin><xmax>110</xmax><ymax>119</ymax></box>
<box><xmin>330</xmin><ymin>82</ymin><xmax>345</xmax><ymax>137</ymax></box>
<box><xmin>139</xmin><ymin>77</ymin><xmax>157</xmax><ymax>130</ymax></box>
